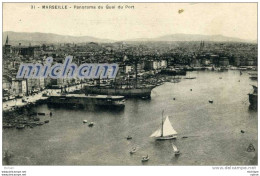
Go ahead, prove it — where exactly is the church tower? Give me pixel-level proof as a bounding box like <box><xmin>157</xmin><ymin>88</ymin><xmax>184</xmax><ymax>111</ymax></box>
<box><xmin>4</xmin><ymin>35</ymin><xmax>11</xmax><ymax>54</ymax></box>
<box><xmin>5</xmin><ymin>35</ymin><xmax>9</xmax><ymax>45</ymax></box>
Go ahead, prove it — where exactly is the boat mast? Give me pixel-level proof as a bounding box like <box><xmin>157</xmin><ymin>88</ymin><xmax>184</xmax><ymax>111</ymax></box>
<box><xmin>134</xmin><ymin>52</ymin><xmax>138</xmax><ymax>89</ymax></box>
<box><xmin>161</xmin><ymin>110</ymin><xmax>164</xmax><ymax>137</ymax></box>
<box><xmin>127</xmin><ymin>73</ymin><xmax>129</xmax><ymax>89</ymax></box>
<box><xmin>134</xmin><ymin>47</ymin><xmax>142</xmax><ymax>88</ymax></box>
<box><xmin>98</xmin><ymin>75</ymin><xmax>100</xmax><ymax>87</ymax></box>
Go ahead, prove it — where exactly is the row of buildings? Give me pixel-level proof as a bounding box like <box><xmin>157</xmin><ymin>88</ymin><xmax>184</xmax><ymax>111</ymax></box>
<box><xmin>122</xmin><ymin>60</ymin><xmax>167</xmax><ymax>74</ymax></box>
<box><xmin>2</xmin><ymin>36</ymin><xmax>257</xmax><ymax>99</ymax></box>
<box><xmin>3</xmin><ymin>76</ymin><xmax>83</xmax><ymax>99</ymax></box>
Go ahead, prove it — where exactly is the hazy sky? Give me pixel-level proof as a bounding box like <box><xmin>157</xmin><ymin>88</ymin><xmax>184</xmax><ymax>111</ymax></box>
<box><xmin>3</xmin><ymin>3</ymin><xmax>257</xmax><ymax>41</ymax></box>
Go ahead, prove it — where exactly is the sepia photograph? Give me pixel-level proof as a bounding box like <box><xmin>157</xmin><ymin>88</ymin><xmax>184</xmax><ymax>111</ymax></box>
<box><xmin>1</xmin><ymin>1</ymin><xmax>258</xmax><ymax>172</ymax></box>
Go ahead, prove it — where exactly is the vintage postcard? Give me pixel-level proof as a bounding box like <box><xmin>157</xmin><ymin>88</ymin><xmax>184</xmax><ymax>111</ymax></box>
<box><xmin>1</xmin><ymin>2</ymin><xmax>258</xmax><ymax>174</ymax></box>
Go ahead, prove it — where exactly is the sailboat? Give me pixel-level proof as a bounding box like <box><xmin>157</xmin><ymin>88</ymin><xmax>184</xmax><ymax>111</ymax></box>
<box><xmin>172</xmin><ymin>143</ymin><xmax>181</xmax><ymax>156</ymax></box>
<box><xmin>150</xmin><ymin>112</ymin><xmax>178</xmax><ymax>140</ymax></box>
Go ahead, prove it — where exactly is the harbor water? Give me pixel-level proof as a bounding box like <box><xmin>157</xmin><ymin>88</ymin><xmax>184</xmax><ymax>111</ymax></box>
<box><xmin>2</xmin><ymin>70</ymin><xmax>258</xmax><ymax>165</ymax></box>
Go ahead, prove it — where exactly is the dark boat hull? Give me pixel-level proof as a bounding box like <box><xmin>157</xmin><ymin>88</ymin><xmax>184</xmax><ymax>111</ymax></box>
<box><xmin>85</xmin><ymin>86</ymin><xmax>154</xmax><ymax>98</ymax></box>
<box><xmin>249</xmin><ymin>93</ymin><xmax>257</xmax><ymax>110</ymax></box>
<box><xmin>250</xmin><ymin>76</ymin><xmax>258</xmax><ymax>81</ymax></box>
<box><xmin>160</xmin><ymin>69</ymin><xmax>186</xmax><ymax>76</ymax></box>
<box><xmin>47</xmin><ymin>94</ymin><xmax>125</xmax><ymax>108</ymax></box>
<box><xmin>155</xmin><ymin>135</ymin><xmax>177</xmax><ymax>140</ymax></box>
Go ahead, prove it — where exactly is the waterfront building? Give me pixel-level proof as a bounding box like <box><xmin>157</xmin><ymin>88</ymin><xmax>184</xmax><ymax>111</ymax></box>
<box><xmin>246</xmin><ymin>58</ymin><xmax>255</xmax><ymax>66</ymax></box>
<box><xmin>190</xmin><ymin>58</ymin><xmax>201</xmax><ymax>67</ymax></box>
<box><xmin>49</xmin><ymin>78</ymin><xmax>69</xmax><ymax>88</ymax></box>
<box><xmin>219</xmin><ymin>57</ymin><xmax>229</xmax><ymax>66</ymax></box>
<box><xmin>201</xmin><ymin>58</ymin><xmax>211</xmax><ymax>66</ymax></box>
<box><xmin>11</xmin><ymin>78</ymin><xmax>27</xmax><ymax>96</ymax></box>
<box><xmin>240</xmin><ymin>57</ymin><xmax>246</xmax><ymax>66</ymax></box>
<box><xmin>44</xmin><ymin>77</ymin><xmax>52</xmax><ymax>88</ymax></box>
<box><xmin>234</xmin><ymin>57</ymin><xmax>241</xmax><ymax>66</ymax></box>
<box><xmin>209</xmin><ymin>55</ymin><xmax>219</xmax><ymax>65</ymax></box>
<box><xmin>124</xmin><ymin>65</ymin><xmax>132</xmax><ymax>74</ymax></box>
<box><xmin>144</xmin><ymin>60</ymin><xmax>158</xmax><ymax>70</ymax></box>
<box><xmin>3</xmin><ymin>76</ymin><xmax>12</xmax><ymax>92</ymax></box>
<box><xmin>135</xmin><ymin>62</ymin><xmax>145</xmax><ymax>73</ymax></box>
<box><xmin>160</xmin><ymin>60</ymin><xmax>167</xmax><ymax>68</ymax></box>
<box><xmin>26</xmin><ymin>78</ymin><xmax>45</xmax><ymax>94</ymax></box>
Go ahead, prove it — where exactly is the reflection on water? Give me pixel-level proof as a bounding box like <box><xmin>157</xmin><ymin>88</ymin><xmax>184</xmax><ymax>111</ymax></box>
<box><xmin>2</xmin><ymin>70</ymin><xmax>258</xmax><ymax>165</ymax></box>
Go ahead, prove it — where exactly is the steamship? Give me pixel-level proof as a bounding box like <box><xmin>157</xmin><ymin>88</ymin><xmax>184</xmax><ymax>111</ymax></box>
<box><xmin>47</xmin><ymin>94</ymin><xmax>125</xmax><ymax>108</ymax></box>
<box><xmin>249</xmin><ymin>85</ymin><xmax>257</xmax><ymax>110</ymax></box>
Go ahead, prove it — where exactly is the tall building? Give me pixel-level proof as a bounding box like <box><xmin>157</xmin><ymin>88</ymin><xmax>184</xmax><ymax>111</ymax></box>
<box><xmin>11</xmin><ymin>79</ymin><xmax>27</xmax><ymax>96</ymax></box>
<box><xmin>219</xmin><ymin>57</ymin><xmax>229</xmax><ymax>66</ymax></box>
<box><xmin>199</xmin><ymin>41</ymin><xmax>205</xmax><ymax>51</ymax></box>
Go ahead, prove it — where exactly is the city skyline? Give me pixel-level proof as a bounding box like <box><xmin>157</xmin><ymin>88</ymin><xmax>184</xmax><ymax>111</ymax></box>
<box><xmin>3</xmin><ymin>3</ymin><xmax>257</xmax><ymax>41</ymax></box>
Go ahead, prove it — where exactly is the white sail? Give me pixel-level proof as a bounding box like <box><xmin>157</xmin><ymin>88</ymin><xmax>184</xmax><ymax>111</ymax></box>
<box><xmin>150</xmin><ymin>116</ymin><xmax>177</xmax><ymax>138</ymax></box>
<box><xmin>163</xmin><ymin>116</ymin><xmax>177</xmax><ymax>136</ymax></box>
<box><xmin>172</xmin><ymin>143</ymin><xmax>179</xmax><ymax>152</ymax></box>
<box><xmin>150</xmin><ymin>127</ymin><xmax>161</xmax><ymax>137</ymax></box>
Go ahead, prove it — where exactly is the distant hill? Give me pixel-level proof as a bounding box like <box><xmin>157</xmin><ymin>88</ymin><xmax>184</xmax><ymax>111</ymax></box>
<box><xmin>3</xmin><ymin>31</ymin><xmax>256</xmax><ymax>45</ymax></box>
<box><xmin>3</xmin><ymin>31</ymin><xmax>114</xmax><ymax>45</ymax></box>
<box><xmin>126</xmin><ymin>33</ymin><xmax>255</xmax><ymax>43</ymax></box>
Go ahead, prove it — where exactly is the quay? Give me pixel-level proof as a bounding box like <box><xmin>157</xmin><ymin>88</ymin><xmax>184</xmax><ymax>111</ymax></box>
<box><xmin>3</xmin><ymin>91</ymin><xmax>48</xmax><ymax>112</ymax></box>
<box><xmin>3</xmin><ymin>84</ymin><xmax>89</xmax><ymax>113</ymax></box>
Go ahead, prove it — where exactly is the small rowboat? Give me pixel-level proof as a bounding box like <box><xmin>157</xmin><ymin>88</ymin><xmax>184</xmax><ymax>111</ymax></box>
<box><xmin>142</xmin><ymin>155</ymin><xmax>149</xmax><ymax>162</ymax></box>
<box><xmin>34</xmin><ymin>117</ymin><xmax>40</xmax><ymax>121</ymax></box>
<box><xmin>185</xmin><ymin>77</ymin><xmax>196</xmax><ymax>79</ymax></box>
<box><xmin>88</xmin><ymin>122</ymin><xmax>94</xmax><ymax>127</ymax></box>
<box><xmin>36</xmin><ymin>122</ymin><xmax>44</xmax><ymax>126</ymax></box>
<box><xmin>83</xmin><ymin>120</ymin><xmax>88</xmax><ymax>123</ymax></box>
<box><xmin>16</xmin><ymin>124</ymin><xmax>25</xmax><ymax>129</ymax></box>
<box><xmin>127</xmin><ymin>136</ymin><xmax>132</xmax><ymax>140</ymax></box>
<box><xmin>130</xmin><ymin>147</ymin><xmax>137</xmax><ymax>154</ymax></box>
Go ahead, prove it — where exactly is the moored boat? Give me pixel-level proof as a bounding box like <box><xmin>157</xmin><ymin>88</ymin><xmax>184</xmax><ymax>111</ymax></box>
<box><xmin>34</xmin><ymin>117</ymin><xmax>40</xmax><ymax>121</ymax></box>
<box><xmin>249</xmin><ymin>85</ymin><xmax>257</xmax><ymax>110</ymax></box>
<box><xmin>250</xmin><ymin>76</ymin><xmax>258</xmax><ymax>81</ymax></box>
<box><xmin>3</xmin><ymin>123</ymin><xmax>15</xmax><ymax>128</ymax></box>
<box><xmin>16</xmin><ymin>124</ymin><xmax>25</xmax><ymax>129</ymax></box>
<box><xmin>88</xmin><ymin>122</ymin><xmax>94</xmax><ymax>127</ymax></box>
<box><xmin>127</xmin><ymin>136</ymin><xmax>132</xmax><ymax>140</ymax></box>
<box><xmin>172</xmin><ymin>143</ymin><xmax>181</xmax><ymax>156</ymax></box>
<box><xmin>141</xmin><ymin>155</ymin><xmax>149</xmax><ymax>162</ymax></box>
<box><xmin>130</xmin><ymin>147</ymin><xmax>137</xmax><ymax>154</ymax></box>
<box><xmin>47</xmin><ymin>94</ymin><xmax>125</xmax><ymax>108</ymax></box>
<box><xmin>85</xmin><ymin>86</ymin><xmax>154</xmax><ymax>98</ymax></box>
<box><xmin>36</xmin><ymin>122</ymin><xmax>44</xmax><ymax>126</ymax></box>
<box><xmin>185</xmin><ymin>77</ymin><xmax>196</xmax><ymax>79</ymax></box>
<box><xmin>249</xmin><ymin>72</ymin><xmax>258</xmax><ymax>81</ymax></box>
